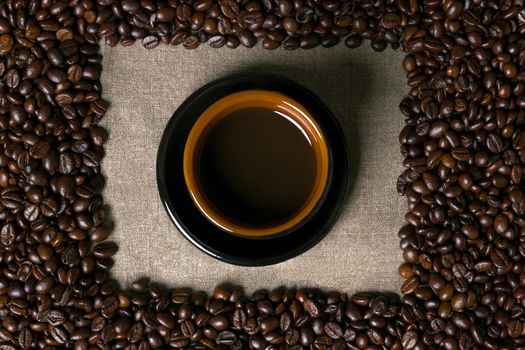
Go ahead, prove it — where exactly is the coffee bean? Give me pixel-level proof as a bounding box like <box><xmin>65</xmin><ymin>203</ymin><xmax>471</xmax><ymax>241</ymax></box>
<box><xmin>50</xmin><ymin>326</ymin><xmax>68</xmax><ymax>344</ymax></box>
<box><xmin>324</xmin><ymin>322</ymin><xmax>343</xmax><ymax>339</ymax></box>
<box><xmin>35</xmin><ymin>276</ymin><xmax>54</xmax><ymax>294</ymax></box>
<box><xmin>91</xmin><ymin>226</ymin><xmax>111</xmax><ymax>242</ymax></box>
<box><xmin>277</xmin><ymin>0</ymin><xmax>293</xmax><ymax>16</ymax></box>
<box><xmin>0</xmin><ymin>34</ymin><xmax>13</xmax><ymax>53</ymax></box>
<box><xmin>1</xmin><ymin>223</ymin><xmax>16</xmax><ymax>246</ymax></box>
<box><xmin>18</xmin><ymin>328</ymin><xmax>32</xmax><ymax>349</ymax></box>
<box><xmin>295</xmin><ymin>7</ymin><xmax>313</xmax><ymax>23</ymax></box>
<box><xmin>300</xmin><ymin>35</ymin><xmax>319</xmax><ymax>49</ymax></box>
<box><xmin>428</xmin><ymin>120</ymin><xmax>448</xmax><ymax>138</ymax></box>
<box><xmin>513</xmin><ymin>131</ymin><xmax>525</xmax><ymax>150</ymax></box>
<box><xmin>208</xmin><ymin>34</ymin><xmax>226</xmax><ymax>48</ymax></box>
<box><xmin>452</xmin><ymin>313</ymin><xmax>470</xmax><ymax>330</ymax></box>
<box><xmin>142</xmin><ymin>35</ymin><xmax>160</xmax><ymax>49</ymax></box>
<box><xmin>380</xmin><ymin>13</ymin><xmax>401</xmax><ymax>30</ymax></box>
<box><xmin>321</xmin><ymin>35</ymin><xmax>339</xmax><ymax>48</ymax></box>
<box><xmin>238</xmin><ymin>30</ymin><xmax>255</xmax><ymax>48</ymax></box>
<box><xmin>260</xmin><ymin>315</ymin><xmax>279</xmax><ymax>334</ymax></box>
<box><xmin>56</xmin><ymin>175</ymin><xmax>75</xmax><ymax>197</ymax></box>
<box><xmin>93</xmin><ymin>242</ymin><xmax>119</xmax><ymax>258</ymax></box>
<box><xmin>303</xmin><ymin>298</ymin><xmax>321</xmax><ymax>318</ymax></box>
<box><xmin>367</xmin><ymin>327</ymin><xmax>384</xmax><ymax>345</ymax></box>
<box><xmin>219</xmin><ymin>0</ymin><xmax>239</xmax><ymax>19</ymax></box>
<box><xmin>0</xmin><ymin>345</ymin><xmax>17</xmax><ymax>350</ymax></box>
<box><xmin>45</xmin><ymin>310</ymin><xmax>66</xmax><ymax>326</ymax></box>
<box><xmin>445</xmin><ymin>1</ymin><xmax>463</xmax><ymax>19</ymax></box>
<box><xmin>262</xmin><ymin>38</ymin><xmax>280</xmax><ymax>50</ymax></box>
<box><xmin>402</xmin><ymin>330</ymin><xmax>418</xmax><ymax>349</ymax></box>
<box><xmin>225</xmin><ymin>36</ymin><xmax>240</xmax><ymax>48</ymax></box>
<box><xmin>345</xmin><ymin>35</ymin><xmax>362</xmax><ymax>48</ymax></box>
<box><xmin>183</xmin><ymin>35</ymin><xmax>200</xmax><ymax>49</ymax></box>
<box><xmin>491</xmin><ymin>249</ymin><xmax>510</xmax><ymax>269</ymax></box>
<box><xmin>209</xmin><ymin>315</ymin><xmax>229</xmax><ymax>330</ymax></box>
<box><xmin>486</xmin><ymin>133</ymin><xmax>504</xmax><ymax>153</ymax></box>
<box><xmin>181</xmin><ymin>320</ymin><xmax>195</xmax><ymax>336</ymax></box>
<box><xmin>157</xmin><ymin>7</ymin><xmax>176</xmax><ymax>22</ymax></box>
<box><xmin>122</xmin><ymin>0</ymin><xmax>140</xmax><ymax>13</ymax></box>
<box><xmin>5</xmin><ymin>69</ymin><xmax>20</xmax><ymax>89</ymax></box>
<box><xmin>56</xmin><ymin>28</ymin><xmax>74</xmax><ymax>41</ymax></box>
<box><xmin>283</xmin><ymin>37</ymin><xmax>299</xmax><ymax>50</ymax></box>
<box><xmin>67</xmin><ymin>64</ymin><xmax>83</xmax><ymax>82</ymax></box>
<box><xmin>58</xmin><ymin>153</ymin><xmax>75</xmax><ymax>174</ymax></box>
<box><xmin>401</xmin><ymin>276</ymin><xmax>418</xmax><ymax>294</ymax></box>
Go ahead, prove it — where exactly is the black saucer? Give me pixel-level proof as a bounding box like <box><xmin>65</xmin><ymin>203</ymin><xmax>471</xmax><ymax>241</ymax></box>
<box><xmin>157</xmin><ymin>73</ymin><xmax>350</xmax><ymax>266</ymax></box>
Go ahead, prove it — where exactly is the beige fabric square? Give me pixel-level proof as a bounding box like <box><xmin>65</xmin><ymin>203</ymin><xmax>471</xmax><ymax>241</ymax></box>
<box><xmin>100</xmin><ymin>44</ymin><xmax>407</xmax><ymax>294</ymax></box>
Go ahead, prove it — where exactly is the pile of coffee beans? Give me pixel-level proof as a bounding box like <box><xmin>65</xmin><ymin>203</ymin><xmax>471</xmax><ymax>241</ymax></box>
<box><xmin>96</xmin><ymin>0</ymin><xmax>404</xmax><ymax>50</ymax></box>
<box><xmin>396</xmin><ymin>1</ymin><xmax>525</xmax><ymax>349</ymax></box>
<box><xmin>0</xmin><ymin>0</ymin><xmax>524</xmax><ymax>348</ymax></box>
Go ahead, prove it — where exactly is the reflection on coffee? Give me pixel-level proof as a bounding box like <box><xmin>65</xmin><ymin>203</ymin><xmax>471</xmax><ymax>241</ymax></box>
<box><xmin>198</xmin><ymin>107</ymin><xmax>317</xmax><ymax>226</ymax></box>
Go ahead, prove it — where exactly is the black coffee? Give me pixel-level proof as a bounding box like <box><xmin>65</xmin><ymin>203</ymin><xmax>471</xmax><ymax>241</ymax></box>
<box><xmin>198</xmin><ymin>107</ymin><xmax>317</xmax><ymax>226</ymax></box>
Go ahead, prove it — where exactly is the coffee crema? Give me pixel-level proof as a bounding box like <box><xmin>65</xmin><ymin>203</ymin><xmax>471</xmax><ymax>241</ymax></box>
<box><xmin>198</xmin><ymin>107</ymin><xmax>317</xmax><ymax>226</ymax></box>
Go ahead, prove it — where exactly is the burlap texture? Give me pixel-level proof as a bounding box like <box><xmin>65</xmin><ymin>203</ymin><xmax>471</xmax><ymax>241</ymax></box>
<box><xmin>100</xmin><ymin>44</ymin><xmax>407</xmax><ymax>294</ymax></box>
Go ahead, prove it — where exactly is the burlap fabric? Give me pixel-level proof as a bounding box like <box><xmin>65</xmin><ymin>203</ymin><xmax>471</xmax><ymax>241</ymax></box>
<box><xmin>100</xmin><ymin>44</ymin><xmax>407</xmax><ymax>294</ymax></box>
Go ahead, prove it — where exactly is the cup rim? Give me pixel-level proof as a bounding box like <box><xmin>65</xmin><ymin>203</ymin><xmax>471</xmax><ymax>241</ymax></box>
<box><xmin>183</xmin><ymin>90</ymin><xmax>330</xmax><ymax>237</ymax></box>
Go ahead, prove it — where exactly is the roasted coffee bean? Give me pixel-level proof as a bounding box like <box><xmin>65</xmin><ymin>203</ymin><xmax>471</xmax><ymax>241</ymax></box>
<box><xmin>219</xmin><ymin>0</ymin><xmax>239</xmax><ymax>18</ymax></box>
<box><xmin>142</xmin><ymin>35</ymin><xmax>160</xmax><ymax>49</ymax></box>
<box><xmin>402</xmin><ymin>330</ymin><xmax>418</xmax><ymax>349</ymax></box>
<box><xmin>208</xmin><ymin>34</ymin><xmax>226</xmax><ymax>48</ymax></box>
<box><xmin>345</xmin><ymin>35</ymin><xmax>362</xmax><ymax>48</ymax></box>
<box><xmin>380</xmin><ymin>13</ymin><xmax>401</xmax><ymax>30</ymax></box>
<box><xmin>209</xmin><ymin>315</ymin><xmax>229</xmax><ymax>330</ymax></box>
<box><xmin>238</xmin><ymin>30</ymin><xmax>256</xmax><ymax>48</ymax></box>
<box><xmin>183</xmin><ymin>35</ymin><xmax>200</xmax><ymax>49</ymax></box>
<box><xmin>262</xmin><ymin>38</ymin><xmax>280</xmax><ymax>50</ymax></box>
<box><xmin>324</xmin><ymin>321</ymin><xmax>343</xmax><ymax>339</ymax></box>
<box><xmin>283</xmin><ymin>37</ymin><xmax>299</xmax><ymax>50</ymax></box>
<box><xmin>303</xmin><ymin>298</ymin><xmax>321</xmax><ymax>318</ymax></box>
<box><xmin>18</xmin><ymin>328</ymin><xmax>32</xmax><ymax>348</ymax></box>
<box><xmin>93</xmin><ymin>242</ymin><xmax>119</xmax><ymax>258</ymax></box>
<box><xmin>0</xmin><ymin>34</ymin><xmax>14</xmax><ymax>53</ymax></box>
<box><xmin>296</xmin><ymin>7</ymin><xmax>313</xmax><ymax>23</ymax></box>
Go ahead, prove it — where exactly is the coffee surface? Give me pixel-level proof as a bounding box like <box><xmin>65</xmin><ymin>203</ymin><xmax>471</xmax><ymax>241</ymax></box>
<box><xmin>198</xmin><ymin>107</ymin><xmax>317</xmax><ymax>226</ymax></box>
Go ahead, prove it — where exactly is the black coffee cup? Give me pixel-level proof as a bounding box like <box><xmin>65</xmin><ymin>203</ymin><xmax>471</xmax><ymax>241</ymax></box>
<box><xmin>157</xmin><ymin>73</ymin><xmax>350</xmax><ymax>266</ymax></box>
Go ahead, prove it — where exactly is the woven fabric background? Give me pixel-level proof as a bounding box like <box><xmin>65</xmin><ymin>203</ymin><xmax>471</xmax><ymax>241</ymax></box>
<box><xmin>100</xmin><ymin>44</ymin><xmax>407</xmax><ymax>294</ymax></box>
